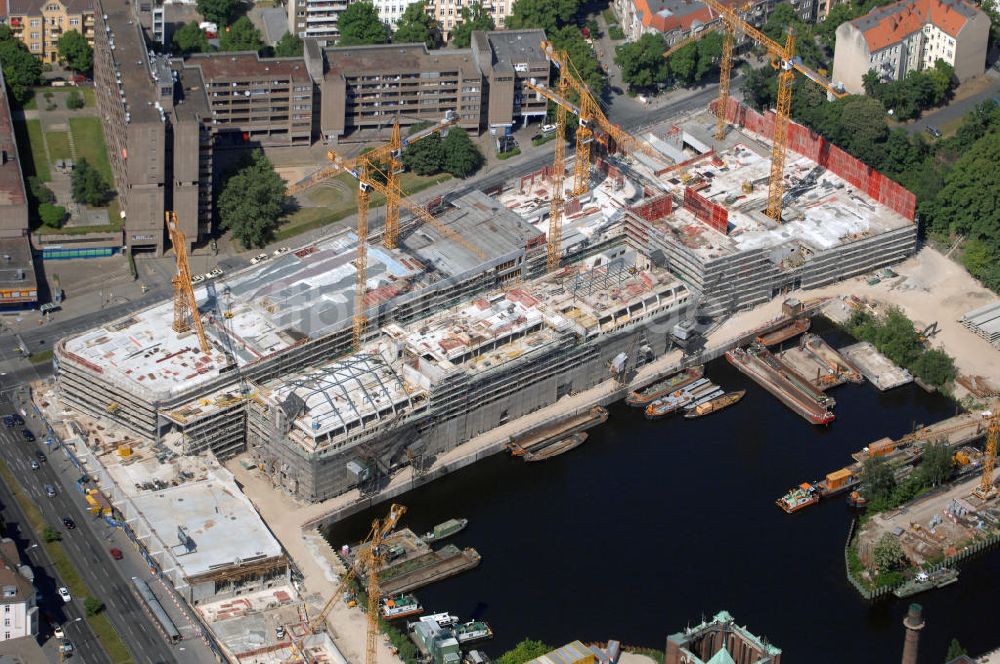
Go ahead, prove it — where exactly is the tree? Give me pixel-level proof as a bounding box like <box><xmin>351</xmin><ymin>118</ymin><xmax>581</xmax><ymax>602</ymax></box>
<box><xmin>911</xmin><ymin>349</ymin><xmax>957</xmax><ymax>388</ymax></box>
<box><xmin>42</xmin><ymin>526</ymin><xmax>61</xmax><ymax>543</ymax></box>
<box><xmin>615</xmin><ymin>33</ymin><xmax>668</xmax><ymax>93</ymax></box>
<box><xmin>38</xmin><ymin>203</ymin><xmax>67</xmax><ymax>228</ymax></box>
<box><xmin>0</xmin><ymin>27</ymin><xmax>42</xmax><ymax>105</ymax></box>
<box><xmin>65</xmin><ymin>89</ymin><xmax>84</xmax><ymax>109</ymax></box>
<box><xmin>549</xmin><ymin>26</ymin><xmax>606</xmax><ymax>97</ymax></box>
<box><xmin>441</xmin><ymin>128</ymin><xmax>483</xmax><ymax>178</ymax></box>
<box><xmin>196</xmin><ymin>0</ymin><xmax>239</xmax><ymax>24</ymax></box>
<box><xmin>57</xmin><ymin>30</ymin><xmax>92</xmax><ymax>73</ymax></box>
<box><xmin>219</xmin><ymin>16</ymin><xmax>263</xmax><ymax>52</ymax></box>
<box><xmin>338</xmin><ymin>2</ymin><xmax>391</xmax><ymax>45</ymax></box>
<box><xmin>401</xmin><ymin>133</ymin><xmax>444</xmax><ymax>175</ymax></box>
<box><xmin>508</xmin><ymin>0</ymin><xmax>578</xmax><ymax>33</ymax></box>
<box><xmin>27</xmin><ymin>177</ymin><xmax>54</xmax><ymax>204</ymax></box>
<box><xmin>71</xmin><ymin>158</ymin><xmax>108</xmax><ymax>206</ymax></box>
<box><xmin>274</xmin><ymin>31</ymin><xmax>304</xmax><ymax>57</ymax></box>
<box><xmin>873</xmin><ymin>533</ymin><xmax>907</xmax><ymax>572</ymax></box>
<box><xmin>926</xmin><ymin>131</ymin><xmax>1000</xmax><ymax>248</ymax></box>
<box><xmin>497</xmin><ymin>640</ymin><xmax>552</xmax><ymax>664</ymax></box>
<box><xmin>393</xmin><ymin>2</ymin><xmax>438</xmax><ymax>48</ymax></box>
<box><xmin>173</xmin><ymin>22</ymin><xmax>209</xmax><ymax>55</ymax></box>
<box><xmin>218</xmin><ymin>150</ymin><xmax>287</xmax><ymax>248</ymax></box>
<box><xmin>817</xmin><ymin>2</ymin><xmax>858</xmax><ymax>50</ymax></box>
<box><xmin>694</xmin><ymin>31</ymin><xmax>724</xmax><ymax>81</ymax></box>
<box><xmin>450</xmin><ymin>3</ymin><xmax>495</xmax><ymax>48</ymax></box>
<box><xmin>946</xmin><ymin>638</ymin><xmax>967</xmax><ymax>660</ymax></box>
<box><xmin>916</xmin><ymin>441</ymin><xmax>953</xmax><ymax>487</ymax></box>
<box><xmin>862</xmin><ymin>456</ymin><xmax>896</xmax><ymax>505</ymax></box>
<box><xmin>83</xmin><ymin>597</ymin><xmax>104</xmax><ymax>616</ymax></box>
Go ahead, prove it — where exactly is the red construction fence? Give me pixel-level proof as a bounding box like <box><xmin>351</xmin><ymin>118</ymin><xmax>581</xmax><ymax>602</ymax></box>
<box><xmin>713</xmin><ymin>98</ymin><xmax>916</xmax><ymax>221</ymax></box>
<box><xmin>684</xmin><ymin>186</ymin><xmax>729</xmax><ymax>234</ymax></box>
<box><xmin>630</xmin><ymin>193</ymin><xmax>673</xmax><ymax>222</ymax></box>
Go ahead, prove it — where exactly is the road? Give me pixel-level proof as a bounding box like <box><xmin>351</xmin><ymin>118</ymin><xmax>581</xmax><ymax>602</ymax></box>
<box><xmin>903</xmin><ymin>69</ymin><xmax>1000</xmax><ymax>134</ymax></box>
<box><xmin>0</xmin><ymin>392</ymin><xmax>178</xmax><ymax>664</ymax></box>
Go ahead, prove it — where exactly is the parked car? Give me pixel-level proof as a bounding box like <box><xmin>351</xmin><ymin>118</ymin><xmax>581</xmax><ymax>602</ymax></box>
<box><xmin>62</xmin><ymin>518</ymin><xmax>75</xmax><ymax>530</ymax></box>
<box><xmin>925</xmin><ymin>125</ymin><xmax>942</xmax><ymax>138</ymax></box>
<box><xmin>53</xmin><ymin>624</ymin><xmax>65</xmax><ymax>639</ymax></box>
<box><xmin>35</xmin><ymin>451</ymin><xmax>46</xmax><ymax>463</ymax></box>
<box><xmin>13</xmin><ymin>414</ymin><xmax>24</xmax><ymax>426</ymax></box>
<box><xmin>541</xmin><ymin>123</ymin><xmax>557</xmax><ymax>134</ymax></box>
<box><xmin>3</xmin><ymin>415</ymin><xmax>14</xmax><ymax>428</ymax></box>
<box><xmin>109</xmin><ymin>548</ymin><xmax>123</xmax><ymax>560</ymax></box>
<box><xmin>272</xmin><ymin>247</ymin><xmax>291</xmax><ymax>257</ymax></box>
<box><xmin>58</xmin><ymin>587</ymin><xmax>71</xmax><ymax>603</ymax></box>
<box><xmin>191</xmin><ymin>274</ymin><xmax>206</xmax><ymax>284</ymax></box>
<box><xmin>30</xmin><ymin>460</ymin><xmax>39</xmax><ymax>470</ymax></box>
<box><xmin>21</xmin><ymin>429</ymin><xmax>35</xmax><ymax>442</ymax></box>
<box><xmin>208</xmin><ymin>267</ymin><xmax>223</xmax><ymax>279</ymax></box>
<box><xmin>250</xmin><ymin>253</ymin><xmax>268</xmax><ymax>265</ymax></box>
<box><xmin>611</xmin><ymin>86</ymin><xmax>624</xmax><ymax>95</ymax></box>
<box><xmin>45</xmin><ymin>484</ymin><xmax>56</xmax><ymax>498</ymax></box>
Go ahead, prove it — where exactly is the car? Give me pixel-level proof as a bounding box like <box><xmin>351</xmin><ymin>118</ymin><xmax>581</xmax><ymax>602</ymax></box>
<box><xmin>59</xmin><ymin>641</ymin><xmax>74</xmax><ymax>656</ymax></box>
<box><xmin>30</xmin><ymin>460</ymin><xmax>39</xmax><ymax>470</ymax></box>
<box><xmin>35</xmin><ymin>451</ymin><xmax>45</xmax><ymax>463</ymax></box>
<box><xmin>62</xmin><ymin>518</ymin><xmax>75</xmax><ymax>530</ymax></box>
<box><xmin>21</xmin><ymin>429</ymin><xmax>35</xmax><ymax>442</ymax></box>
<box><xmin>531</xmin><ymin>133</ymin><xmax>543</xmax><ymax>142</ymax></box>
<box><xmin>208</xmin><ymin>267</ymin><xmax>223</xmax><ymax>279</ymax></box>
<box><xmin>272</xmin><ymin>247</ymin><xmax>291</xmax><ymax>257</ymax></box>
<box><xmin>13</xmin><ymin>414</ymin><xmax>24</xmax><ymax>426</ymax></box>
<box><xmin>57</xmin><ymin>587</ymin><xmax>71</xmax><ymax>603</ymax></box>
<box><xmin>611</xmin><ymin>86</ymin><xmax>624</xmax><ymax>95</ymax></box>
<box><xmin>541</xmin><ymin>123</ymin><xmax>557</xmax><ymax>134</ymax></box>
<box><xmin>109</xmin><ymin>547</ymin><xmax>123</xmax><ymax>560</ymax></box>
<box><xmin>191</xmin><ymin>274</ymin><xmax>206</xmax><ymax>284</ymax></box>
<box><xmin>3</xmin><ymin>415</ymin><xmax>13</xmax><ymax>428</ymax></box>
<box><xmin>44</xmin><ymin>484</ymin><xmax>56</xmax><ymax>498</ymax></box>
<box><xmin>275</xmin><ymin>625</ymin><xmax>286</xmax><ymax>640</ymax></box>
<box><xmin>925</xmin><ymin>126</ymin><xmax>942</xmax><ymax>138</ymax></box>
<box><xmin>250</xmin><ymin>253</ymin><xmax>268</xmax><ymax>265</ymax></box>
<box><xmin>52</xmin><ymin>625</ymin><xmax>65</xmax><ymax>639</ymax></box>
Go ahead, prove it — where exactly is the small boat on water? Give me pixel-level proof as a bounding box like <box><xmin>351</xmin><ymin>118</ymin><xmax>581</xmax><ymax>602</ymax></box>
<box><xmin>758</xmin><ymin>318</ymin><xmax>811</xmax><ymax>347</ymax></box>
<box><xmin>776</xmin><ymin>483</ymin><xmax>819</xmax><ymax>513</ymax></box>
<box><xmin>644</xmin><ymin>378</ymin><xmax>711</xmax><ymax>420</ymax></box>
<box><xmin>523</xmin><ymin>433</ymin><xmax>587</xmax><ymax>462</ymax></box>
<box><xmin>421</xmin><ymin>518</ymin><xmax>468</xmax><ymax>543</ymax></box>
<box><xmin>684</xmin><ymin>390</ymin><xmax>745</xmax><ymax>418</ymax></box>
<box><xmin>455</xmin><ymin>620</ymin><xmax>493</xmax><ymax>643</ymax></box>
<box><xmin>381</xmin><ymin>594</ymin><xmax>423</xmax><ymax>620</ymax></box>
<box><xmin>683</xmin><ymin>388</ymin><xmax>724</xmax><ymax>411</ymax></box>
<box><xmin>893</xmin><ymin>568</ymin><xmax>959</xmax><ymax>598</ymax></box>
<box><xmin>419</xmin><ymin>612</ymin><xmax>458</xmax><ymax>628</ymax></box>
<box><xmin>625</xmin><ymin>366</ymin><xmax>705</xmax><ymax>407</ymax></box>
<box><xmin>847</xmin><ymin>490</ymin><xmax>868</xmax><ymax>508</ymax></box>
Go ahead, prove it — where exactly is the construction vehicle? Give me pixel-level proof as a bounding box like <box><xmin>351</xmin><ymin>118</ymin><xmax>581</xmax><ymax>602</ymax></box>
<box><xmin>286</xmin><ymin>504</ymin><xmax>407</xmax><ymax>664</ymax></box>
<box><xmin>972</xmin><ymin>402</ymin><xmax>999</xmax><ymax>500</ymax></box>
<box><xmin>165</xmin><ymin>212</ymin><xmax>210</xmax><ymax>354</ymax></box>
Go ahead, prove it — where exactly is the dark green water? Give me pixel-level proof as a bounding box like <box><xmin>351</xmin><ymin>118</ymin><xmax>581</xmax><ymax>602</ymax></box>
<box><xmin>326</xmin><ymin>322</ymin><xmax>997</xmax><ymax>663</ymax></box>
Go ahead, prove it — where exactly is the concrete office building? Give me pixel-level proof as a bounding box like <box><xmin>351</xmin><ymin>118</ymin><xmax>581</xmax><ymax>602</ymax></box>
<box><xmin>832</xmin><ymin>0</ymin><xmax>990</xmax><ymax>94</ymax></box>
<box><xmin>0</xmin><ymin>67</ymin><xmax>38</xmax><ymax>309</ymax></box>
<box><xmin>309</xmin><ymin>29</ymin><xmax>548</xmax><ymax>142</ymax></box>
<box><xmin>0</xmin><ymin>0</ymin><xmax>94</xmax><ymax>63</ymax></box>
<box><xmin>287</xmin><ymin>0</ymin><xmax>347</xmax><ymax>40</ymax></box>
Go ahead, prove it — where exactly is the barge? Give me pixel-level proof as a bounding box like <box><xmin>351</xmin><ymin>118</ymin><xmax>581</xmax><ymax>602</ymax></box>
<box><xmin>726</xmin><ymin>345</ymin><xmax>835</xmax><ymax>425</ymax></box>
<box><xmin>625</xmin><ymin>366</ymin><xmax>705</xmax><ymax>407</ymax></box>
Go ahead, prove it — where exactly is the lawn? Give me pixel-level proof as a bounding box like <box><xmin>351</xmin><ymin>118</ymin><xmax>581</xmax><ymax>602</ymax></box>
<box><xmin>602</xmin><ymin>7</ymin><xmax>618</xmax><ymax>24</ymax></box>
<box><xmin>68</xmin><ymin>117</ymin><xmax>114</xmax><ymax>184</ymax></box>
<box><xmin>80</xmin><ymin>87</ymin><xmax>96</xmax><ymax>108</ymax></box>
<box><xmin>45</xmin><ymin>132</ymin><xmax>72</xmax><ymax>163</ymax></box>
<box><xmin>0</xmin><ymin>459</ymin><xmax>134</xmax><ymax>664</ymax></box>
<box><xmin>14</xmin><ymin>119</ymin><xmax>51</xmax><ymax>181</ymax></box>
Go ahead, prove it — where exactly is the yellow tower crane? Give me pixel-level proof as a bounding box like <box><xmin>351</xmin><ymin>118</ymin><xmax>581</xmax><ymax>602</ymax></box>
<box><xmin>286</xmin><ymin>504</ymin><xmax>406</xmax><ymax>664</ymax></box>
<box><xmin>973</xmin><ymin>402</ymin><xmax>1000</xmax><ymax>500</ymax></box>
<box><xmin>164</xmin><ymin>212</ymin><xmax>210</xmax><ymax>354</ymax></box>
<box><xmin>692</xmin><ymin>0</ymin><xmax>846</xmax><ymax>222</ymax></box>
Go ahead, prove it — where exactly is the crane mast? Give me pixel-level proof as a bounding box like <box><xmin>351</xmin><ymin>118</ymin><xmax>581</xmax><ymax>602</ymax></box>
<box><xmin>165</xmin><ymin>212</ymin><xmax>210</xmax><ymax>354</ymax></box>
<box><xmin>548</xmin><ymin>72</ymin><xmax>569</xmax><ymax>273</ymax></box>
<box><xmin>973</xmin><ymin>403</ymin><xmax>1000</xmax><ymax>500</ymax></box>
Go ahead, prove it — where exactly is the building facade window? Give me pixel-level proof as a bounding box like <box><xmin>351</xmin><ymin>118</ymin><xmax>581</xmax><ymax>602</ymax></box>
<box><xmin>30</xmin><ymin>19</ymin><xmax>40</xmax><ymax>26</ymax></box>
<box><xmin>70</xmin><ymin>17</ymin><xmax>79</xmax><ymax>24</ymax></box>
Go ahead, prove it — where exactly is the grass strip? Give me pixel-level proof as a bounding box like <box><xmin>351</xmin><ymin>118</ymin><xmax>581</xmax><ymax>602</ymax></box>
<box><xmin>68</xmin><ymin>117</ymin><xmax>114</xmax><ymax>184</ymax></box>
<box><xmin>15</xmin><ymin>119</ymin><xmax>51</xmax><ymax>181</ymax></box>
<box><xmin>29</xmin><ymin>349</ymin><xmax>53</xmax><ymax>365</ymax></box>
<box><xmin>0</xmin><ymin>459</ymin><xmax>135</xmax><ymax>663</ymax></box>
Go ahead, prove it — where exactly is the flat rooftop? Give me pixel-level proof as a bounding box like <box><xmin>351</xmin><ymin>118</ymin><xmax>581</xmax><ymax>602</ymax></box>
<box><xmin>0</xmin><ymin>237</ymin><xmax>37</xmax><ymax>301</ymax></box>
<box><xmin>97</xmin><ymin>0</ymin><xmax>164</xmax><ymax>123</ymax></box>
<box><xmin>325</xmin><ymin>43</ymin><xmax>482</xmax><ymax>79</ymax></box>
<box><xmin>0</xmin><ymin>70</ymin><xmax>26</xmax><ymax>211</ymax></box>
<box><xmin>129</xmin><ymin>471</ymin><xmax>283</xmax><ymax>580</ymax></box>
<box><xmin>485</xmin><ymin>29</ymin><xmax>547</xmax><ymax>72</ymax></box>
<box><xmin>187</xmin><ymin>52</ymin><xmax>312</xmax><ymax>83</ymax></box>
<box><xmin>60</xmin><ymin>191</ymin><xmax>539</xmax><ymax>402</ymax></box>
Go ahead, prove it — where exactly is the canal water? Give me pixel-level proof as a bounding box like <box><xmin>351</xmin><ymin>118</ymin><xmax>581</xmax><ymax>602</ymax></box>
<box><xmin>325</xmin><ymin>321</ymin><xmax>999</xmax><ymax>662</ymax></box>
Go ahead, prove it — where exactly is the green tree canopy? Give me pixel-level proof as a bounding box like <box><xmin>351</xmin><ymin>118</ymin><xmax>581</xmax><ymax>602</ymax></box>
<box><xmin>816</xmin><ymin>2</ymin><xmax>859</xmax><ymax>50</ymax></box>
<box><xmin>862</xmin><ymin>456</ymin><xmax>896</xmax><ymax>505</ymax></box>
<box><xmin>196</xmin><ymin>0</ymin><xmax>240</xmax><ymax>24</ymax></box>
<box><xmin>496</xmin><ymin>640</ymin><xmax>552</xmax><ymax>664</ymax></box>
<box><xmin>449</xmin><ymin>3</ymin><xmax>494</xmax><ymax>48</ymax></box>
<box><xmin>38</xmin><ymin>203</ymin><xmax>67</xmax><ymax>228</ymax></box>
<box><xmin>218</xmin><ymin>150</ymin><xmax>288</xmax><ymax>248</ymax></box>
<box><xmin>173</xmin><ymin>22</ymin><xmax>210</xmax><ymax>55</ymax></box>
<box><xmin>926</xmin><ymin>131</ymin><xmax>1000</xmax><ymax>250</ymax></box>
<box><xmin>83</xmin><ymin>597</ymin><xmax>104</xmax><ymax>616</ymax></box>
<box><xmin>0</xmin><ymin>26</ymin><xmax>42</xmax><ymax>105</ymax></box>
<box><xmin>219</xmin><ymin>16</ymin><xmax>263</xmax><ymax>52</ymax></box>
<box><xmin>338</xmin><ymin>2</ymin><xmax>391</xmax><ymax>45</ymax></box>
<box><xmin>508</xmin><ymin>0</ymin><xmax>578</xmax><ymax>33</ymax></box>
<box><xmin>401</xmin><ymin>133</ymin><xmax>444</xmax><ymax>175</ymax></box>
<box><xmin>57</xmin><ymin>30</ymin><xmax>92</xmax><ymax>73</ymax></box>
<box><xmin>911</xmin><ymin>350</ymin><xmax>957</xmax><ymax>388</ymax></box>
<box><xmin>946</xmin><ymin>638</ymin><xmax>967</xmax><ymax>660</ymax></box>
<box><xmin>273</xmin><ymin>31</ymin><xmax>304</xmax><ymax>56</ymax></box>
<box><xmin>873</xmin><ymin>533</ymin><xmax>907</xmax><ymax>572</ymax></box>
<box><xmin>441</xmin><ymin>128</ymin><xmax>483</xmax><ymax>178</ymax></box>
<box><xmin>549</xmin><ymin>25</ymin><xmax>606</xmax><ymax>97</ymax></box>
<box><xmin>71</xmin><ymin>158</ymin><xmax>109</xmax><ymax>206</ymax></box>
<box><xmin>615</xmin><ymin>33</ymin><xmax>668</xmax><ymax>93</ymax></box>
<box><xmin>393</xmin><ymin>1</ymin><xmax>438</xmax><ymax>48</ymax></box>
<box><xmin>916</xmin><ymin>441</ymin><xmax>953</xmax><ymax>487</ymax></box>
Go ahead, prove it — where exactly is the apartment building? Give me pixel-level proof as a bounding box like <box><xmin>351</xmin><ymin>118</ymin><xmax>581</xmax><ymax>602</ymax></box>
<box><xmin>427</xmin><ymin>0</ymin><xmax>514</xmax><ymax>35</ymax></box>
<box><xmin>310</xmin><ymin>29</ymin><xmax>548</xmax><ymax>142</ymax></box>
<box><xmin>614</xmin><ymin>0</ymin><xmax>774</xmax><ymax>45</ymax></box>
<box><xmin>287</xmin><ymin>0</ymin><xmax>347</xmax><ymax>40</ymax></box>
<box><xmin>0</xmin><ymin>539</ymin><xmax>38</xmax><ymax>642</ymax></box>
<box><xmin>833</xmin><ymin>0</ymin><xmax>990</xmax><ymax>94</ymax></box>
<box><xmin>0</xmin><ymin>66</ymin><xmax>38</xmax><ymax>309</ymax></box>
<box><xmin>186</xmin><ymin>52</ymin><xmax>315</xmax><ymax>147</ymax></box>
<box><xmin>1</xmin><ymin>0</ymin><xmax>94</xmax><ymax>63</ymax></box>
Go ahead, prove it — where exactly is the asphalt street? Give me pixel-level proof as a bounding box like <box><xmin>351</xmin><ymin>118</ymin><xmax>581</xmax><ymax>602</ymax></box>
<box><xmin>0</xmin><ymin>392</ymin><xmax>178</xmax><ymax>664</ymax></box>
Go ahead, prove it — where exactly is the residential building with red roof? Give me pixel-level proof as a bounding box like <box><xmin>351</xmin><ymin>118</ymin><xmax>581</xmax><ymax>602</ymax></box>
<box><xmin>832</xmin><ymin>0</ymin><xmax>989</xmax><ymax>94</ymax></box>
<box><xmin>613</xmin><ymin>0</ymin><xmax>780</xmax><ymax>46</ymax></box>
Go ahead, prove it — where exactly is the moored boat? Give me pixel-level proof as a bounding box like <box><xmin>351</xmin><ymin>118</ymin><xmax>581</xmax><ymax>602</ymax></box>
<box><xmin>455</xmin><ymin>620</ymin><xmax>493</xmax><ymax>643</ymax></box>
<box><xmin>644</xmin><ymin>378</ymin><xmax>711</xmax><ymax>420</ymax></box>
<box><xmin>758</xmin><ymin>318</ymin><xmax>811</xmax><ymax>347</ymax></box>
<box><xmin>421</xmin><ymin>518</ymin><xmax>468</xmax><ymax>543</ymax></box>
<box><xmin>892</xmin><ymin>568</ymin><xmax>959</xmax><ymax>598</ymax></box>
<box><xmin>776</xmin><ymin>483</ymin><xmax>819</xmax><ymax>513</ymax></box>
<box><xmin>381</xmin><ymin>594</ymin><xmax>423</xmax><ymax>620</ymax></box>
<box><xmin>523</xmin><ymin>433</ymin><xmax>587</xmax><ymax>462</ymax></box>
<box><xmin>684</xmin><ymin>390</ymin><xmax>745</xmax><ymax>418</ymax></box>
<box><xmin>847</xmin><ymin>490</ymin><xmax>868</xmax><ymax>508</ymax></box>
<box><xmin>419</xmin><ymin>612</ymin><xmax>459</xmax><ymax>628</ymax></box>
<box><xmin>625</xmin><ymin>366</ymin><xmax>705</xmax><ymax>407</ymax></box>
